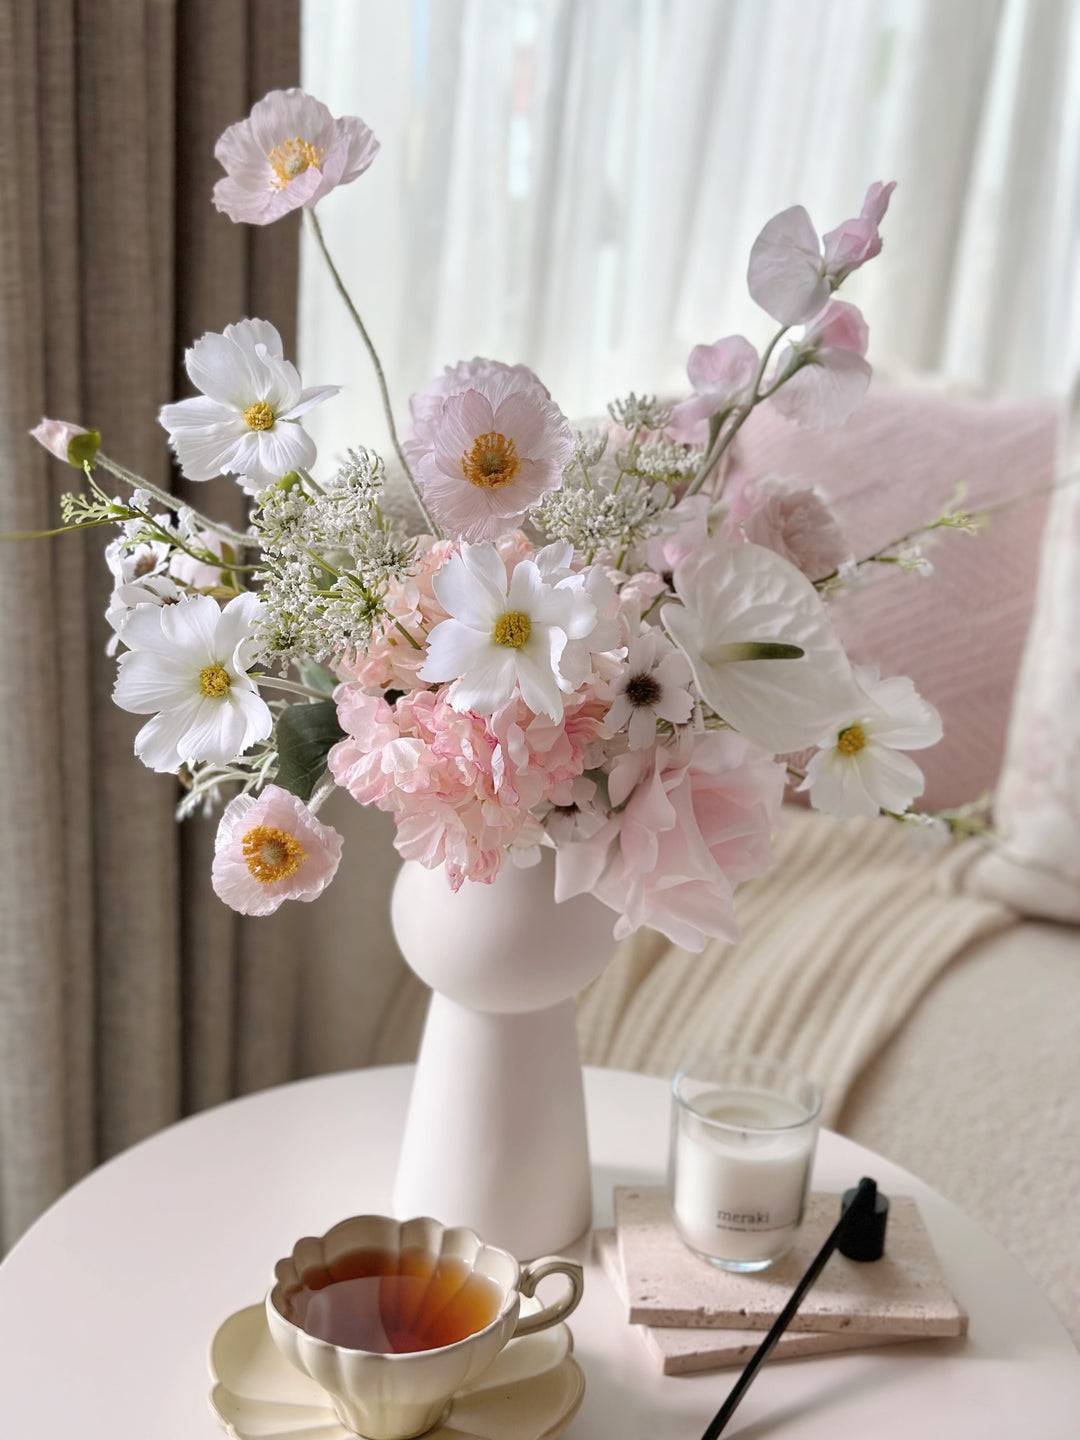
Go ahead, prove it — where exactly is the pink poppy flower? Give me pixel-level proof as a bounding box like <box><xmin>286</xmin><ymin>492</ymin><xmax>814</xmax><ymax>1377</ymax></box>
<box><xmin>211</xmin><ymin>784</ymin><xmax>343</xmax><ymax>915</ymax></box>
<box><xmin>747</xmin><ymin>182</ymin><xmax>895</xmax><ymax>324</ymax></box>
<box><xmin>555</xmin><ymin>732</ymin><xmax>785</xmax><ymax>952</ymax></box>
<box><xmin>769</xmin><ymin>299</ymin><xmax>871</xmax><ymax>429</ymax></box>
<box><xmin>213</xmin><ymin>88</ymin><xmax>379</xmax><ymax>225</ymax></box>
<box><xmin>408</xmin><ymin>362</ymin><xmax>574</xmax><ymax>542</ymax></box>
<box><xmin>668</xmin><ymin>336</ymin><xmax>759</xmax><ymax>442</ymax></box>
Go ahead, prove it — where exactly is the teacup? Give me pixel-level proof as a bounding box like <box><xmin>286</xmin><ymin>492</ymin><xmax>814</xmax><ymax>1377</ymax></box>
<box><xmin>265</xmin><ymin>1213</ymin><xmax>584</xmax><ymax>1440</ymax></box>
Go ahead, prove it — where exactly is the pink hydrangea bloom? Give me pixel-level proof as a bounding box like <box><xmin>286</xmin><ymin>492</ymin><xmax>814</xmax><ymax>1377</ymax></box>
<box><xmin>211</xmin><ymin>784</ymin><xmax>343</xmax><ymax>916</ymax></box>
<box><xmin>728</xmin><ymin>476</ymin><xmax>851</xmax><ymax>581</ymax></box>
<box><xmin>555</xmin><ymin>732</ymin><xmax>785</xmax><ymax>952</ymax></box>
<box><xmin>213</xmin><ymin>88</ymin><xmax>379</xmax><ymax>225</ymax></box>
<box><xmin>770</xmin><ymin>299</ymin><xmax>871</xmax><ymax>429</ymax></box>
<box><xmin>329</xmin><ymin>683</ymin><xmax>606</xmax><ymax>889</ymax></box>
<box><xmin>668</xmin><ymin>335</ymin><xmax>759</xmax><ymax>443</ymax></box>
<box><xmin>408</xmin><ymin>361</ymin><xmax>574</xmax><ymax>542</ymax></box>
<box><xmin>747</xmin><ymin>182</ymin><xmax>895</xmax><ymax>325</ymax></box>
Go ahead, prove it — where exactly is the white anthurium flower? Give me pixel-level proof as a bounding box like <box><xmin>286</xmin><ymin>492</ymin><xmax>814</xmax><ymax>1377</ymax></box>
<box><xmin>607</xmin><ymin>629</ymin><xmax>694</xmax><ymax>749</ymax></box>
<box><xmin>661</xmin><ymin>540</ymin><xmax>862</xmax><ymax>752</ymax></box>
<box><xmin>418</xmin><ymin>542</ymin><xmax>599</xmax><ymax>722</ymax></box>
<box><xmin>798</xmin><ymin>665</ymin><xmax>943</xmax><ymax>818</ymax></box>
<box><xmin>158</xmin><ymin>318</ymin><xmax>338</xmax><ymax>487</ymax></box>
<box><xmin>112</xmin><ymin>591</ymin><xmax>272</xmax><ymax>773</ymax></box>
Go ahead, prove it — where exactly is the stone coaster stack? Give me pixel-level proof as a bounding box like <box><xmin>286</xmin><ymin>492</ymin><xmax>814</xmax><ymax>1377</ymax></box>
<box><xmin>595</xmin><ymin>1185</ymin><xmax>967</xmax><ymax>1375</ymax></box>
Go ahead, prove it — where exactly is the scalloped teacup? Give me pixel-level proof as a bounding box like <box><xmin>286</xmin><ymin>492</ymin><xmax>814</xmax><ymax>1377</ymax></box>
<box><xmin>265</xmin><ymin>1214</ymin><xmax>583</xmax><ymax>1439</ymax></box>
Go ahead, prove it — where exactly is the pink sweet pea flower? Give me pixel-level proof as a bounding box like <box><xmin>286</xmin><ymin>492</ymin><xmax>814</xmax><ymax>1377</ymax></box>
<box><xmin>821</xmin><ymin>181</ymin><xmax>897</xmax><ymax>280</ymax></box>
<box><xmin>213</xmin><ymin>88</ymin><xmax>379</xmax><ymax>225</ymax></box>
<box><xmin>769</xmin><ymin>299</ymin><xmax>871</xmax><ymax>429</ymax></box>
<box><xmin>211</xmin><ymin>784</ymin><xmax>343</xmax><ymax>915</ymax></box>
<box><xmin>747</xmin><ymin>182</ymin><xmax>895</xmax><ymax>324</ymax></box>
<box><xmin>555</xmin><ymin>731</ymin><xmax>785</xmax><ymax>952</ymax></box>
<box><xmin>668</xmin><ymin>336</ymin><xmax>759</xmax><ymax>442</ymax></box>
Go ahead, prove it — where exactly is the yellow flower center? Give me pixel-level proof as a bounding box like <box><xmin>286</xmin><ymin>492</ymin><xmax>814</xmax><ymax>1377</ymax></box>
<box><xmin>462</xmin><ymin>431</ymin><xmax>521</xmax><ymax>489</ymax></box>
<box><xmin>493</xmin><ymin>611</ymin><xmax>531</xmax><ymax>648</ymax></box>
<box><xmin>267</xmin><ymin>137</ymin><xmax>324</xmax><ymax>190</ymax></box>
<box><xmin>241</xmin><ymin>825</ymin><xmax>306</xmax><ymax>884</ymax></box>
<box><xmin>243</xmin><ymin>400</ymin><xmax>276</xmax><ymax>431</ymax></box>
<box><xmin>837</xmin><ymin>723</ymin><xmax>867</xmax><ymax>756</ymax></box>
<box><xmin>199</xmin><ymin>664</ymin><xmax>232</xmax><ymax>698</ymax></box>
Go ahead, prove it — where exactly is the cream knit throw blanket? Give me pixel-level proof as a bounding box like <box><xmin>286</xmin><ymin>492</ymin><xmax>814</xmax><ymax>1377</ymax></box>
<box><xmin>374</xmin><ymin>810</ymin><xmax>1014</xmax><ymax>1125</ymax></box>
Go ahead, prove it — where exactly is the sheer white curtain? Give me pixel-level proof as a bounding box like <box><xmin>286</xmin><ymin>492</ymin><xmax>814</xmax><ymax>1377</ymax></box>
<box><xmin>300</xmin><ymin>0</ymin><xmax>1079</xmax><ymax>468</ymax></box>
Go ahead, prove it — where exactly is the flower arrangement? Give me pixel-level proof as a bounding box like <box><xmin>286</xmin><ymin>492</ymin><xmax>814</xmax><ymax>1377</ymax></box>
<box><xmin>27</xmin><ymin>88</ymin><xmax>969</xmax><ymax>951</ymax></box>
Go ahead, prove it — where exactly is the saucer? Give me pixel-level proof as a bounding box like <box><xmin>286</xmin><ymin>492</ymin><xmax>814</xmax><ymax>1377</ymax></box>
<box><xmin>208</xmin><ymin>1296</ymin><xmax>585</xmax><ymax>1440</ymax></box>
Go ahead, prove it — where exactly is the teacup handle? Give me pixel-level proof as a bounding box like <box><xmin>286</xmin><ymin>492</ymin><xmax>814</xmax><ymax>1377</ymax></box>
<box><xmin>512</xmin><ymin>1256</ymin><xmax>585</xmax><ymax>1338</ymax></box>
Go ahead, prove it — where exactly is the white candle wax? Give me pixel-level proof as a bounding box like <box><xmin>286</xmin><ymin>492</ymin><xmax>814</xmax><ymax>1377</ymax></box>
<box><xmin>672</xmin><ymin>1086</ymin><xmax>816</xmax><ymax>1265</ymax></box>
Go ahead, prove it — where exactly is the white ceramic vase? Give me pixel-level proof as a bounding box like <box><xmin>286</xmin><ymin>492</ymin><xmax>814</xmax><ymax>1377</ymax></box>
<box><xmin>390</xmin><ymin>853</ymin><xmax>616</xmax><ymax>1259</ymax></box>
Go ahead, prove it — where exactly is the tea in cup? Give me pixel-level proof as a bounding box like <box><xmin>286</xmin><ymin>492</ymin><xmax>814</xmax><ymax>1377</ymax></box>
<box><xmin>265</xmin><ymin>1214</ymin><xmax>583</xmax><ymax>1439</ymax></box>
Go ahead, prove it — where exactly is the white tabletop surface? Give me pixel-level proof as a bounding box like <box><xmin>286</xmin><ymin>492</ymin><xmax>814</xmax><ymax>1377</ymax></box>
<box><xmin>0</xmin><ymin>1064</ymin><xmax>1077</xmax><ymax>1438</ymax></box>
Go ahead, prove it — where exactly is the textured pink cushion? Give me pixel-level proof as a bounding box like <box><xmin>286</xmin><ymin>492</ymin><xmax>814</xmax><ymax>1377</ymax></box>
<box><xmin>732</xmin><ymin>385</ymin><xmax>1058</xmax><ymax>810</ymax></box>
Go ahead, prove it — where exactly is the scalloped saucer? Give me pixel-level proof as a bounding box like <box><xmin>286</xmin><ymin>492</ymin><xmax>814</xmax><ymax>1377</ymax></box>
<box><xmin>208</xmin><ymin>1296</ymin><xmax>585</xmax><ymax>1440</ymax></box>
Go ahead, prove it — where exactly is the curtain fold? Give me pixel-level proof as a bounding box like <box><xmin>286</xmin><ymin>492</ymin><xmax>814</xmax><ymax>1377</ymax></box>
<box><xmin>0</xmin><ymin>0</ymin><xmax>301</xmax><ymax>1252</ymax></box>
<box><xmin>300</xmin><ymin>0</ymin><xmax>1080</xmax><ymax>479</ymax></box>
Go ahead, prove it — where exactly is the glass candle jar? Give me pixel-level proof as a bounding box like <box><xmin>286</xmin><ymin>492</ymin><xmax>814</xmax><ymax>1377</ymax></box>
<box><xmin>669</xmin><ymin>1055</ymin><xmax>823</xmax><ymax>1272</ymax></box>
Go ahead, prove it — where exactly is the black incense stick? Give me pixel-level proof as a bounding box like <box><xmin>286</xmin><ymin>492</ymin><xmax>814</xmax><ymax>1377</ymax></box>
<box><xmin>699</xmin><ymin>1176</ymin><xmax>879</xmax><ymax>1440</ymax></box>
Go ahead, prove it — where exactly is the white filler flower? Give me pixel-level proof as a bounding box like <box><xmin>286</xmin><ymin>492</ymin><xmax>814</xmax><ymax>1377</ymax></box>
<box><xmin>419</xmin><ymin>543</ymin><xmax>599</xmax><ymax>721</ymax></box>
<box><xmin>113</xmin><ymin>591</ymin><xmax>272</xmax><ymax>773</ymax></box>
<box><xmin>798</xmin><ymin>665</ymin><xmax>942</xmax><ymax>817</ymax></box>
<box><xmin>159</xmin><ymin>318</ymin><xmax>338</xmax><ymax>487</ymax></box>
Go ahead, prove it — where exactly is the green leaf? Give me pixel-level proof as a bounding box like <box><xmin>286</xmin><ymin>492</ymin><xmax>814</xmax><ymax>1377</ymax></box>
<box><xmin>295</xmin><ymin>658</ymin><xmax>339</xmax><ymax>696</ymax></box>
<box><xmin>274</xmin><ymin>700</ymin><xmax>346</xmax><ymax>802</ymax></box>
<box><xmin>711</xmin><ymin>641</ymin><xmax>805</xmax><ymax>663</ymax></box>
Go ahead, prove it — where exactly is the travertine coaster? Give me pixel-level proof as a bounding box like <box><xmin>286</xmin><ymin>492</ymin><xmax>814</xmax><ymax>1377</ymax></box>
<box><xmin>594</xmin><ymin>1229</ymin><xmax>913</xmax><ymax>1374</ymax></box>
<box><xmin>614</xmin><ymin>1186</ymin><xmax>967</xmax><ymax>1337</ymax></box>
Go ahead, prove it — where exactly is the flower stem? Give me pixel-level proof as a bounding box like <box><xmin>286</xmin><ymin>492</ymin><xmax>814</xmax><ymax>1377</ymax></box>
<box><xmin>305</xmin><ymin>209</ymin><xmax>442</xmax><ymax>539</ymax></box>
<box><xmin>684</xmin><ymin>324</ymin><xmax>789</xmax><ymax>498</ymax></box>
<box><xmin>253</xmin><ymin>675</ymin><xmax>334</xmax><ymax>701</ymax></box>
<box><xmin>95</xmin><ymin>453</ymin><xmax>254</xmax><ymax>549</ymax></box>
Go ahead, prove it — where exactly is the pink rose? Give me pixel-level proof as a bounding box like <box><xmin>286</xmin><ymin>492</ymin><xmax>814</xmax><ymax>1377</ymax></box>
<box><xmin>730</xmin><ymin>477</ymin><xmax>851</xmax><ymax>581</ymax></box>
<box><xmin>556</xmin><ymin>731</ymin><xmax>785</xmax><ymax>952</ymax></box>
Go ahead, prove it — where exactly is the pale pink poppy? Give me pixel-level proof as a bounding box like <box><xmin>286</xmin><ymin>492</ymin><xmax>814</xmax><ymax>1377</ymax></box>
<box><xmin>747</xmin><ymin>182</ymin><xmax>895</xmax><ymax>324</ymax></box>
<box><xmin>770</xmin><ymin>299</ymin><xmax>871</xmax><ymax>429</ymax></box>
<box><xmin>211</xmin><ymin>784</ymin><xmax>343</xmax><ymax>915</ymax></box>
<box><xmin>213</xmin><ymin>88</ymin><xmax>379</xmax><ymax>225</ymax></box>
<box><xmin>404</xmin><ymin>358</ymin><xmax>550</xmax><ymax>473</ymax></box>
<box><xmin>409</xmin><ymin>362</ymin><xmax>574</xmax><ymax>542</ymax></box>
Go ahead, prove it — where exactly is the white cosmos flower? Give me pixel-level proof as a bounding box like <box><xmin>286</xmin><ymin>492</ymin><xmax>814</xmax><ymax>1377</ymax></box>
<box><xmin>418</xmin><ymin>543</ymin><xmax>599</xmax><ymax>722</ymax></box>
<box><xmin>158</xmin><ymin>319</ymin><xmax>338</xmax><ymax>487</ymax></box>
<box><xmin>607</xmin><ymin>630</ymin><xmax>694</xmax><ymax>749</ymax></box>
<box><xmin>661</xmin><ymin>540</ymin><xmax>861</xmax><ymax>753</ymax></box>
<box><xmin>113</xmin><ymin>591</ymin><xmax>272</xmax><ymax>773</ymax></box>
<box><xmin>798</xmin><ymin>666</ymin><xmax>942</xmax><ymax>818</ymax></box>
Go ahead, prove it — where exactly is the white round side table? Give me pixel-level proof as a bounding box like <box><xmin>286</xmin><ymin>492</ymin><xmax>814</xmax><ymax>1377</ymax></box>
<box><xmin>0</xmin><ymin>1065</ymin><xmax>1077</xmax><ymax>1438</ymax></box>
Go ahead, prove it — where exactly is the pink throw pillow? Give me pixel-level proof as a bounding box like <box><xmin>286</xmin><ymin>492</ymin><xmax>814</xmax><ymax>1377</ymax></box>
<box><xmin>732</xmin><ymin>384</ymin><xmax>1057</xmax><ymax>811</ymax></box>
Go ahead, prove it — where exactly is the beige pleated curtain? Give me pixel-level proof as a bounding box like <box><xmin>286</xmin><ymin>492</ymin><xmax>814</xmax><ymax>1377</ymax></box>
<box><xmin>0</xmin><ymin>0</ymin><xmax>310</xmax><ymax>1252</ymax></box>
